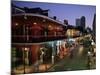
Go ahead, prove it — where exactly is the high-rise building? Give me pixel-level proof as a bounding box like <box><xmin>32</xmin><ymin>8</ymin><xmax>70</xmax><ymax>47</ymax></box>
<box><xmin>93</xmin><ymin>14</ymin><xmax>96</xmax><ymax>36</ymax></box>
<box><xmin>80</xmin><ymin>16</ymin><xmax>86</xmax><ymax>30</ymax></box>
<box><xmin>92</xmin><ymin>14</ymin><xmax>96</xmax><ymax>42</ymax></box>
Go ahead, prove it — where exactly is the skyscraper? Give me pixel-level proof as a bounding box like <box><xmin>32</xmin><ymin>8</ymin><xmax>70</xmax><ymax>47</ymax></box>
<box><xmin>80</xmin><ymin>16</ymin><xmax>86</xmax><ymax>31</ymax></box>
<box><xmin>93</xmin><ymin>14</ymin><xmax>96</xmax><ymax>36</ymax></box>
<box><xmin>92</xmin><ymin>14</ymin><xmax>96</xmax><ymax>42</ymax></box>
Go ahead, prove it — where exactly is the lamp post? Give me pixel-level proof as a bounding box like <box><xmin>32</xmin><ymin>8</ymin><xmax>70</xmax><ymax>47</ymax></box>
<box><xmin>22</xmin><ymin>48</ymin><xmax>25</xmax><ymax>74</ymax></box>
<box><xmin>51</xmin><ymin>42</ymin><xmax>55</xmax><ymax>64</ymax></box>
<box><xmin>24</xmin><ymin>48</ymin><xmax>29</xmax><ymax>65</ymax></box>
<box><xmin>23</xmin><ymin>47</ymin><xmax>29</xmax><ymax>74</ymax></box>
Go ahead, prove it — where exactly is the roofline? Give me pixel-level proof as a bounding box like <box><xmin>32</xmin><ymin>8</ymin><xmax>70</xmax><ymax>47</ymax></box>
<box><xmin>12</xmin><ymin>13</ymin><xmax>67</xmax><ymax>26</ymax></box>
<box><xmin>12</xmin><ymin>7</ymin><xmax>25</xmax><ymax>13</ymax></box>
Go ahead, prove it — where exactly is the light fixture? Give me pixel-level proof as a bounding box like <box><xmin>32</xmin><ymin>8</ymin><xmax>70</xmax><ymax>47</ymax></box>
<box><xmin>24</xmin><ymin>48</ymin><xmax>29</xmax><ymax>51</ymax></box>
<box><xmin>43</xmin><ymin>19</ymin><xmax>46</xmax><ymax>22</ymax></box>
<box><xmin>33</xmin><ymin>22</ymin><xmax>37</xmax><ymax>25</ymax></box>
<box><xmin>15</xmin><ymin>23</ymin><xmax>18</xmax><ymax>26</ymax></box>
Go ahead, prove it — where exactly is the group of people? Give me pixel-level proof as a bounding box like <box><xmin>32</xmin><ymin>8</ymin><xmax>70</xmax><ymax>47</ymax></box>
<box><xmin>87</xmin><ymin>46</ymin><xmax>96</xmax><ymax>69</ymax></box>
<box><xmin>58</xmin><ymin>40</ymin><xmax>76</xmax><ymax>59</ymax></box>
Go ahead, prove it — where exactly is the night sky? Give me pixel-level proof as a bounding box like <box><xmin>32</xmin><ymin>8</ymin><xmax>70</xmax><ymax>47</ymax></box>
<box><xmin>12</xmin><ymin>1</ymin><xmax>96</xmax><ymax>29</ymax></box>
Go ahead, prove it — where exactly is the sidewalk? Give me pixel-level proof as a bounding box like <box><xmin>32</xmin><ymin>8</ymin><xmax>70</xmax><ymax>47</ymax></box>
<box><xmin>12</xmin><ymin>45</ymin><xmax>96</xmax><ymax>74</ymax></box>
<box><xmin>12</xmin><ymin>63</ymin><xmax>52</xmax><ymax>74</ymax></box>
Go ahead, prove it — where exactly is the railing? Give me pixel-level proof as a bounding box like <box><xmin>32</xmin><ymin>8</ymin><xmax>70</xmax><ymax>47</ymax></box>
<box><xmin>12</xmin><ymin>35</ymin><xmax>66</xmax><ymax>43</ymax></box>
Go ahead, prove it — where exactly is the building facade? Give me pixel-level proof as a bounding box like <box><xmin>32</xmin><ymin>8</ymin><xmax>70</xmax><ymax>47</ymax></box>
<box><xmin>80</xmin><ymin>16</ymin><xmax>86</xmax><ymax>31</ymax></box>
<box><xmin>11</xmin><ymin>4</ymin><xmax>83</xmax><ymax>74</ymax></box>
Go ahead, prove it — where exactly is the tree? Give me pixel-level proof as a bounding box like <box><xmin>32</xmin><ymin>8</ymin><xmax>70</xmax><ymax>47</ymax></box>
<box><xmin>64</xmin><ymin>19</ymin><xmax>68</xmax><ymax>25</ymax></box>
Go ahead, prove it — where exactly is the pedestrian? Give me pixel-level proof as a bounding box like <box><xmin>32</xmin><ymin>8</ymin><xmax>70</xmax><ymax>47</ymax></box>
<box><xmin>34</xmin><ymin>60</ymin><xmax>41</xmax><ymax>72</ymax></box>
<box><xmin>92</xmin><ymin>52</ymin><xmax>96</xmax><ymax>65</ymax></box>
<box><xmin>69</xmin><ymin>45</ymin><xmax>74</xmax><ymax>59</ymax></box>
<box><xmin>87</xmin><ymin>56</ymin><xmax>91</xmax><ymax>69</ymax></box>
<box><xmin>87</xmin><ymin>51</ymin><xmax>92</xmax><ymax>69</ymax></box>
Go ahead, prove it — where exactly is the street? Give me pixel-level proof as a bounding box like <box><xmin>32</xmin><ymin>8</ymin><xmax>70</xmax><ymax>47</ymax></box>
<box><xmin>48</xmin><ymin>44</ymin><xmax>96</xmax><ymax>72</ymax></box>
<box><xmin>12</xmin><ymin>37</ymin><xmax>96</xmax><ymax>74</ymax></box>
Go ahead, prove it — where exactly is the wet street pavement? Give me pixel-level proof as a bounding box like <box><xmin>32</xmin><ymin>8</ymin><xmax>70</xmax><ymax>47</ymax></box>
<box><xmin>48</xmin><ymin>44</ymin><xmax>96</xmax><ymax>72</ymax></box>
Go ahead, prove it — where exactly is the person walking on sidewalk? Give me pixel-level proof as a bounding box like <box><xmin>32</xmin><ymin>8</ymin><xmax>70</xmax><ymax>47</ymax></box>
<box><xmin>34</xmin><ymin>60</ymin><xmax>41</xmax><ymax>72</ymax></box>
<box><xmin>69</xmin><ymin>44</ymin><xmax>74</xmax><ymax>59</ymax></box>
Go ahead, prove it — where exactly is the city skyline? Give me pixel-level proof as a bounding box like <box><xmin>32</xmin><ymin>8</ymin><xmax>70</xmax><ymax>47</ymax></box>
<box><xmin>12</xmin><ymin>1</ymin><xmax>96</xmax><ymax>29</ymax></box>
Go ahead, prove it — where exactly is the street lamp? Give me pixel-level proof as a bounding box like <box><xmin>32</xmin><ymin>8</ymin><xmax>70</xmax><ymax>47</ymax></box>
<box><xmin>91</xmin><ymin>40</ymin><xmax>95</xmax><ymax>46</ymax></box>
<box><xmin>22</xmin><ymin>47</ymin><xmax>25</xmax><ymax>74</ymax></box>
<box><xmin>23</xmin><ymin>47</ymin><xmax>29</xmax><ymax>74</ymax></box>
<box><xmin>51</xmin><ymin>42</ymin><xmax>55</xmax><ymax>64</ymax></box>
<box><xmin>24</xmin><ymin>48</ymin><xmax>29</xmax><ymax>65</ymax></box>
<box><xmin>15</xmin><ymin>22</ymin><xmax>19</xmax><ymax>26</ymax></box>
